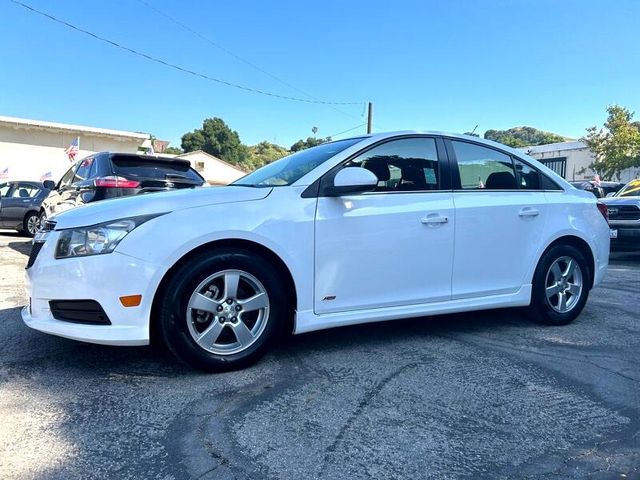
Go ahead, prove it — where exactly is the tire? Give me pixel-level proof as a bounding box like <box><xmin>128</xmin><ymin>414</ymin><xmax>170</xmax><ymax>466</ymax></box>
<box><xmin>22</xmin><ymin>212</ymin><xmax>40</xmax><ymax>237</ymax></box>
<box><xmin>528</xmin><ymin>244</ymin><xmax>591</xmax><ymax>325</ymax></box>
<box><xmin>39</xmin><ymin>210</ymin><xmax>47</xmax><ymax>227</ymax></box>
<box><xmin>157</xmin><ymin>248</ymin><xmax>289</xmax><ymax>372</ymax></box>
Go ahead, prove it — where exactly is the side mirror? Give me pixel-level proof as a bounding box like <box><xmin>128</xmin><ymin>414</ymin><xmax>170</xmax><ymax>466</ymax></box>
<box><xmin>43</xmin><ymin>180</ymin><xmax>56</xmax><ymax>190</ymax></box>
<box><xmin>606</xmin><ymin>192</ymin><xmax>616</xmax><ymax>197</ymax></box>
<box><xmin>325</xmin><ymin>167</ymin><xmax>379</xmax><ymax>196</ymax></box>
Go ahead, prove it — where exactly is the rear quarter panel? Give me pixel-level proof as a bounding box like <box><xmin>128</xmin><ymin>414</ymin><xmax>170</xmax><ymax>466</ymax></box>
<box><xmin>538</xmin><ymin>189</ymin><xmax>609</xmax><ymax>287</ymax></box>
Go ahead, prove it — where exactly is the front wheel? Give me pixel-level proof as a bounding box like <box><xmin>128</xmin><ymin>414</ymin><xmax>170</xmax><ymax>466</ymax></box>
<box><xmin>157</xmin><ymin>249</ymin><xmax>289</xmax><ymax>372</ymax></box>
<box><xmin>529</xmin><ymin>244</ymin><xmax>591</xmax><ymax>325</ymax></box>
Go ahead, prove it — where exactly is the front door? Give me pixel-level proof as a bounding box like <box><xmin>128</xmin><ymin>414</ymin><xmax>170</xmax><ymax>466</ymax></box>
<box><xmin>314</xmin><ymin>136</ymin><xmax>455</xmax><ymax>314</ymax></box>
<box><xmin>45</xmin><ymin>164</ymin><xmax>79</xmax><ymax>217</ymax></box>
<box><xmin>447</xmin><ymin>139</ymin><xmax>549</xmax><ymax>299</ymax></box>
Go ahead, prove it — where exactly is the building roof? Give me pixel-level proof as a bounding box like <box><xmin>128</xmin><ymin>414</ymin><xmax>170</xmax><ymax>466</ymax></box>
<box><xmin>177</xmin><ymin>150</ymin><xmax>247</xmax><ymax>173</ymax></box>
<box><xmin>0</xmin><ymin>115</ymin><xmax>149</xmax><ymax>140</ymax></box>
<box><xmin>519</xmin><ymin>140</ymin><xmax>587</xmax><ymax>154</ymax></box>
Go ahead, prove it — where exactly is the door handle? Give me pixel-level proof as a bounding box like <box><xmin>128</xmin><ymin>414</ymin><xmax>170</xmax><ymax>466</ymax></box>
<box><xmin>518</xmin><ymin>208</ymin><xmax>539</xmax><ymax>217</ymax></box>
<box><xmin>421</xmin><ymin>215</ymin><xmax>448</xmax><ymax>225</ymax></box>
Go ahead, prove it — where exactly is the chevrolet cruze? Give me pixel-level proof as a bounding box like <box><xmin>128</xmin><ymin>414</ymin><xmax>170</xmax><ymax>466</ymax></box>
<box><xmin>22</xmin><ymin>132</ymin><xmax>610</xmax><ymax>371</ymax></box>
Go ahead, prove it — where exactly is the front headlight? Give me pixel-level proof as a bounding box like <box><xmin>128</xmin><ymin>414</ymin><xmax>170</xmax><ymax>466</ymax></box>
<box><xmin>55</xmin><ymin>214</ymin><xmax>162</xmax><ymax>259</ymax></box>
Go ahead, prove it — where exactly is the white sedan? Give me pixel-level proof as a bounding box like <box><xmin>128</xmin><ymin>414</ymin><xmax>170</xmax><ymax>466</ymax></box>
<box><xmin>22</xmin><ymin>132</ymin><xmax>610</xmax><ymax>371</ymax></box>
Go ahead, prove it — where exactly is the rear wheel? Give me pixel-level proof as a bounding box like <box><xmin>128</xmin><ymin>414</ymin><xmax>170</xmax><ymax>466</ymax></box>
<box><xmin>529</xmin><ymin>244</ymin><xmax>591</xmax><ymax>325</ymax></box>
<box><xmin>157</xmin><ymin>249</ymin><xmax>288</xmax><ymax>372</ymax></box>
<box><xmin>22</xmin><ymin>212</ymin><xmax>40</xmax><ymax>237</ymax></box>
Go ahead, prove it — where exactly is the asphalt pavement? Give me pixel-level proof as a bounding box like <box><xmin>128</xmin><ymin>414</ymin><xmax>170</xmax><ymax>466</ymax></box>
<box><xmin>0</xmin><ymin>230</ymin><xmax>638</xmax><ymax>479</ymax></box>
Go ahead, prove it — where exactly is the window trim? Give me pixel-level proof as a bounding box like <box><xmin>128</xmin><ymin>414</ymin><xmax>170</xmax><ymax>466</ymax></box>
<box><xmin>443</xmin><ymin>137</ymin><xmax>563</xmax><ymax>192</ymax></box>
<box><xmin>303</xmin><ymin>135</ymin><xmax>452</xmax><ymax>198</ymax></box>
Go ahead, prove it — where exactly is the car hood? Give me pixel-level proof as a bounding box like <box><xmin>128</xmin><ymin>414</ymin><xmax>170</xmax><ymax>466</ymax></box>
<box><xmin>51</xmin><ymin>186</ymin><xmax>272</xmax><ymax>229</ymax></box>
<box><xmin>599</xmin><ymin>196</ymin><xmax>640</xmax><ymax>206</ymax></box>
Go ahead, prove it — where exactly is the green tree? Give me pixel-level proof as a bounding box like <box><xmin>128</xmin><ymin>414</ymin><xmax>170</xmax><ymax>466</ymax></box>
<box><xmin>245</xmin><ymin>141</ymin><xmax>289</xmax><ymax>170</ymax></box>
<box><xmin>584</xmin><ymin>105</ymin><xmax>640</xmax><ymax>180</ymax></box>
<box><xmin>290</xmin><ymin>136</ymin><xmax>331</xmax><ymax>152</ymax></box>
<box><xmin>484</xmin><ymin>126</ymin><xmax>567</xmax><ymax>148</ymax></box>
<box><xmin>164</xmin><ymin>146</ymin><xmax>183</xmax><ymax>154</ymax></box>
<box><xmin>181</xmin><ymin>118</ymin><xmax>247</xmax><ymax>165</ymax></box>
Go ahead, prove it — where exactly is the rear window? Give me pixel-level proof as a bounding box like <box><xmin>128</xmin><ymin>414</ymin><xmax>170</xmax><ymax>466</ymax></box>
<box><xmin>111</xmin><ymin>157</ymin><xmax>203</xmax><ymax>182</ymax></box>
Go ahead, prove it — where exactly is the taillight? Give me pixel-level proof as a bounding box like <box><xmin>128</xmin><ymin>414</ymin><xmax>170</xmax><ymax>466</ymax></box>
<box><xmin>596</xmin><ymin>202</ymin><xmax>608</xmax><ymax>222</ymax></box>
<box><xmin>94</xmin><ymin>176</ymin><xmax>140</xmax><ymax>188</ymax></box>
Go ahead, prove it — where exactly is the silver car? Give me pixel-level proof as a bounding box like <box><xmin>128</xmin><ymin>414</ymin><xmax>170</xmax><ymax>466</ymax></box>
<box><xmin>0</xmin><ymin>181</ymin><xmax>52</xmax><ymax>236</ymax></box>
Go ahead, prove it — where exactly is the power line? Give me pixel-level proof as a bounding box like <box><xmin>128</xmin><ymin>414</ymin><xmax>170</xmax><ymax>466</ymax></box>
<box><xmin>10</xmin><ymin>0</ymin><xmax>362</xmax><ymax>106</ymax></box>
<box><xmin>133</xmin><ymin>0</ymin><xmax>364</xmax><ymax>121</ymax></box>
<box><xmin>329</xmin><ymin>123</ymin><xmax>367</xmax><ymax>138</ymax></box>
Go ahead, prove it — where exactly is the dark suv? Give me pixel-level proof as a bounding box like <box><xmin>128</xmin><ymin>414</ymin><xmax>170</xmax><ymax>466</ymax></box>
<box><xmin>40</xmin><ymin>152</ymin><xmax>205</xmax><ymax>223</ymax></box>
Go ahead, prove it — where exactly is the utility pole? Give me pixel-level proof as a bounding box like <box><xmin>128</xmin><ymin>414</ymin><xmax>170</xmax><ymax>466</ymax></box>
<box><xmin>367</xmin><ymin>102</ymin><xmax>373</xmax><ymax>134</ymax></box>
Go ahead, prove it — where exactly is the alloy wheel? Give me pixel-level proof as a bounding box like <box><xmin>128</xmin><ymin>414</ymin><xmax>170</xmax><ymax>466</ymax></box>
<box><xmin>186</xmin><ymin>269</ymin><xmax>270</xmax><ymax>355</ymax></box>
<box><xmin>27</xmin><ymin>215</ymin><xmax>40</xmax><ymax>236</ymax></box>
<box><xmin>544</xmin><ymin>256</ymin><xmax>583</xmax><ymax>313</ymax></box>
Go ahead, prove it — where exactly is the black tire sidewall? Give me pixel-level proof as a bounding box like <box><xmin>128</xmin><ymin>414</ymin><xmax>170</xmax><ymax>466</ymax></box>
<box><xmin>530</xmin><ymin>244</ymin><xmax>591</xmax><ymax>325</ymax></box>
<box><xmin>158</xmin><ymin>249</ymin><xmax>287</xmax><ymax>372</ymax></box>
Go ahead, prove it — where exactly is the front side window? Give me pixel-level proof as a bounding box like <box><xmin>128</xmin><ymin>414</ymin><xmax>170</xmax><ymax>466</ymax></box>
<box><xmin>233</xmin><ymin>138</ymin><xmax>363</xmax><ymax>187</ymax></box>
<box><xmin>452</xmin><ymin>141</ymin><xmax>517</xmax><ymax>190</ymax></box>
<box><xmin>345</xmin><ymin>137</ymin><xmax>440</xmax><ymax>192</ymax></box>
<box><xmin>74</xmin><ymin>156</ymin><xmax>95</xmax><ymax>182</ymax></box>
<box><xmin>59</xmin><ymin>166</ymin><xmax>76</xmax><ymax>188</ymax></box>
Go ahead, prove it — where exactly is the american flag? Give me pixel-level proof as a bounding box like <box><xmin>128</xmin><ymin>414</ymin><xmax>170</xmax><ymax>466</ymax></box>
<box><xmin>40</xmin><ymin>171</ymin><xmax>52</xmax><ymax>182</ymax></box>
<box><xmin>64</xmin><ymin>136</ymin><xmax>80</xmax><ymax>161</ymax></box>
<box><xmin>0</xmin><ymin>167</ymin><xmax>8</xmax><ymax>179</ymax></box>
<box><xmin>593</xmin><ymin>171</ymin><xmax>602</xmax><ymax>186</ymax></box>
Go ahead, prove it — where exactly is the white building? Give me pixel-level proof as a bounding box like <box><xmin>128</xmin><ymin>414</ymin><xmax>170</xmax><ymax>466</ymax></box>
<box><xmin>176</xmin><ymin>150</ymin><xmax>246</xmax><ymax>185</ymax></box>
<box><xmin>0</xmin><ymin>115</ymin><xmax>149</xmax><ymax>182</ymax></box>
<box><xmin>523</xmin><ymin>141</ymin><xmax>639</xmax><ymax>183</ymax></box>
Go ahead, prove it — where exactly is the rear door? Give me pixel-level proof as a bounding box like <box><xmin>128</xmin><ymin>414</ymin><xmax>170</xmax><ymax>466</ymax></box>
<box><xmin>446</xmin><ymin>139</ymin><xmax>549</xmax><ymax>299</ymax></box>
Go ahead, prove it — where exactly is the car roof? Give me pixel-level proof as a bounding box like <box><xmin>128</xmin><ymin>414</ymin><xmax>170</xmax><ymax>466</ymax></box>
<box><xmin>341</xmin><ymin>130</ymin><xmax>536</xmax><ymax>158</ymax></box>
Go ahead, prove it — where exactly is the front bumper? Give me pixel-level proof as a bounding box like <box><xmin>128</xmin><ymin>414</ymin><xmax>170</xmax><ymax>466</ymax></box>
<box><xmin>610</xmin><ymin>227</ymin><xmax>640</xmax><ymax>251</ymax></box>
<box><xmin>23</xmin><ymin>232</ymin><xmax>157</xmax><ymax>346</ymax></box>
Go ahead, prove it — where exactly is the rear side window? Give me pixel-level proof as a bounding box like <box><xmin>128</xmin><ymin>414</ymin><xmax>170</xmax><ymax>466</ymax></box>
<box><xmin>513</xmin><ymin>158</ymin><xmax>541</xmax><ymax>189</ymax></box>
<box><xmin>111</xmin><ymin>157</ymin><xmax>203</xmax><ymax>182</ymax></box>
<box><xmin>452</xmin><ymin>141</ymin><xmax>517</xmax><ymax>190</ymax></box>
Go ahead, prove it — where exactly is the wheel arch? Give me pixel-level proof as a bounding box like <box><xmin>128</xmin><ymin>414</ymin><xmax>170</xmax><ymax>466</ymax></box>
<box><xmin>149</xmin><ymin>238</ymin><xmax>298</xmax><ymax>344</ymax></box>
<box><xmin>536</xmin><ymin>235</ymin><xmax>596</xmax><ymax>289</ymax></box>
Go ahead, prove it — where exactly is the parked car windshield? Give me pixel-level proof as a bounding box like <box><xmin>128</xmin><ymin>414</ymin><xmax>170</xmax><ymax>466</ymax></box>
<box><xmin>233</xmin><ymin>138</ymin><xmax>363</xmax><ymax>187</ymax></box>
<box><xmin>616</xmin><ymin>179</ymin><xmax>640</xmax><ymax>197</ymax></box>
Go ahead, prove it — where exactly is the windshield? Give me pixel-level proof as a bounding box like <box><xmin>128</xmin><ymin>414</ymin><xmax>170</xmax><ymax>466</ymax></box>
<box><xmin>617</xmin><ymin>179</ymin><xmax>640</xmax><ymax>197</ymax></box>
<box><xmin>233</xmin><ymin>138</ymin><xmax>363</xmax><ymax>187</ymax></box>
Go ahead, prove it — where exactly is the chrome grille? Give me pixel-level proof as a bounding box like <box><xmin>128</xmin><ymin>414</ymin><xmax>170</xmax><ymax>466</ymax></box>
<box><xmin>607</xmin><ymin>205</ymin><xmax>640</xmax><ymax>221</ymax></box>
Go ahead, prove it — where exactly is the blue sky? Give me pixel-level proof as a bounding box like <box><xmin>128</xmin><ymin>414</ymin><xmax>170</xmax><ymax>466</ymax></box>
<box><xmin>1</xmin><ymin>0</ymin><xmax>639</xmax><ymax>149</ymax></box>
